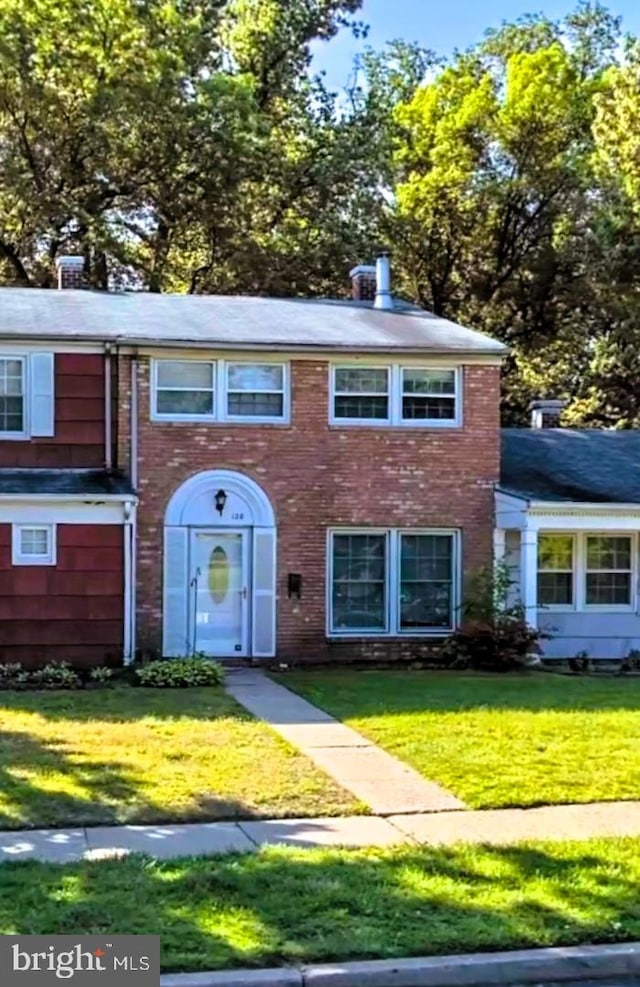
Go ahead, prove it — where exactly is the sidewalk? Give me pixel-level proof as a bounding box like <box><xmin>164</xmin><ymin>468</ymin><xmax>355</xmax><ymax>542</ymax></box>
<box><xmin>3</xmin><ymin>799</ymin><xmax>640</xmax><ymax>864</ymax></box>
<box><xmin>225</xmin><ymin>668</ymin><xmax>464</xmax><ymax>813</ymax></box>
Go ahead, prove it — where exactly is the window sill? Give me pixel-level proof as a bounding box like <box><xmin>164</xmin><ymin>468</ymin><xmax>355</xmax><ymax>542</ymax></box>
<box><xmin>328</xmin><ymin>629</ymin><xmax>453</xmax><ymax>639</ymax></box>
<box><xmin>329</xmin><ymin>422</ymin><xmax>462</xmax><ymax>431</ymax></box>
<box><xmin>13</xmin><ymin>558</ymin><xmax>55</xmax><ymax>567</ymax></box>
<box><xmin>540</xmin><ymin>605</ymin><xmax>635</xmax><ymax>614</ymax></box>
<box><xmin>151</xmin><ymin>416</ymin><xmax>291</xmax><ymax>427</ymax></box>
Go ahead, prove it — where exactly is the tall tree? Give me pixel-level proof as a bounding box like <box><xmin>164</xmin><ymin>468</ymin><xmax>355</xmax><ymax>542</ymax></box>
<box><xmin>0</xmin><ymin>0</ymin><xmax>383</xmax><ymax>294</ymax></box>
<box><xmin>389</xmin><ymin>2</ymin><xmax>628</xmax><ymax>425</ymax></box>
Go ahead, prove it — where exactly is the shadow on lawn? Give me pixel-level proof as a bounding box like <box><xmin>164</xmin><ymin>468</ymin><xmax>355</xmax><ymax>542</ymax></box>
<box><xmin>0</xmin><ymin>841</ymin><xmax>637</xmax><ymax>971</ymax></box>
<box><xmin>0</xmin><ymin>689</ymin><xmax>264</xmax><ymax>829</ymax></box>
<box><xmin>0</xmin><ymin>729</ymin><xmax>171</xmax><ymax>829</ymax></box>
<box><xmin>0</xmin><ymin>728</ymin><xmax>263</xmax><ymax>828</ymax></box>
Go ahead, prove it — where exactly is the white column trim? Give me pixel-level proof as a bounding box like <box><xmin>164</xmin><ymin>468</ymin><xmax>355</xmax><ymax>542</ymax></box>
<box><xmin>521</xmin><ymin>526</ymin><xmax>538</xmax><ymax>628</ymax></box>
<box><xmin>493</xmin><ymin>528</ymin><xmax>506</xmax><ymax>565</ymax></box>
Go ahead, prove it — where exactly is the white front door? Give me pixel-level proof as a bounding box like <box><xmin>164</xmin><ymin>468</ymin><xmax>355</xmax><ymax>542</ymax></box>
<box><xmin>190</xmin><ymin>529</ymin><xmax>249</xmax><ymax>657</ymax></box>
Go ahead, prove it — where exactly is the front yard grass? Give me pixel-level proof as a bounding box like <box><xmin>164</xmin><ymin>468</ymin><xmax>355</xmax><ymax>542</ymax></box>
<box><xmin>280</xmin><ymin>670</ymin><xmax>640</xmax><ymax>809</ymax></box>
<box><xmin>0</xmin><ymin>686</ymin><xmax>360</xmax><ymax>828</ymax></box>
<box><xmin>1</xmin><ymin>836</ymin><xmax>640</xmax><ymax>970</ymax></box>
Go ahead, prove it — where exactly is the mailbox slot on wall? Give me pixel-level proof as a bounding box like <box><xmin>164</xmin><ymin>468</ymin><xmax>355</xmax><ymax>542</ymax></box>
<box><xmin>288</xmin><ymin>573</ymin><xmax>302</xmax><ymax>599</ymax></box>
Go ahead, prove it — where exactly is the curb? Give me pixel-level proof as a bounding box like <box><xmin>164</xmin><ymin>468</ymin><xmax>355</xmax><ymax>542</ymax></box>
<box><xmin>160</xmin><ymin>941</ymin><xmax>640</xmax><ymax>987</ymax></box>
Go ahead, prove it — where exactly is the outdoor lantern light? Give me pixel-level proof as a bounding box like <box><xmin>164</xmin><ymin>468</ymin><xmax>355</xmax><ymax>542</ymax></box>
<box><xmin>214</xmin><ymin>489</ymin><xmax>227</xmax><ymax>516</ymax></box>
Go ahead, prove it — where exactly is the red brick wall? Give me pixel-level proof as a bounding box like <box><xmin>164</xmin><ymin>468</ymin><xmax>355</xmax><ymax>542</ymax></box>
<box><xmin>133</xmin><ymin>357</ymin><xmax>501</xmax><ymax>661</ymax></box>
<box><xmin>0</xmin><ymin>524</ymin><xmax>123</xmax><ymax>667</ymax></box>
<box><xmin>0</xmin><ymin>353</ymin><xmax>105</xmax><ymax>468</ymax></box>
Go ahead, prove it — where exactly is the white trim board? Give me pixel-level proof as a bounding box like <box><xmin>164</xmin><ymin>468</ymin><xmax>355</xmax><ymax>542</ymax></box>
<box><xmin>0</xmin><ymin>340</ymin><xmax>105</xmax><ymax>354</ymax></box>
<box><xmin>136</xmin><ymin>346</ymin><xmax>504</xmax><ymax>366</ymax></box>
<box><xmin>0</xmin><ymin>501</ymin><xmax>131</xmax><ymax>525</ymax></box>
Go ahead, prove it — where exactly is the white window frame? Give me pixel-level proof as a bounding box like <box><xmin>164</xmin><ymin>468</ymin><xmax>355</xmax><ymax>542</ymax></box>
<box><xmin>536</xmin><ymin>531</ymin><xmax>637</xmax><ymax>613</ymax></box>
<box><xmin>12</xmin><ymin>524</ymin><xmax>56</xmax><ymax>566</ymax></box>
<box><xmin>330</xmin><ymin>364</ymin><xmax>462</xmax><ymax>428</ymax></box>
<box><xmin>0</xmin><ymin>355</ymin><xmax>27</xmax><ymax>439</ymax></box>
<box><xmin>327</xmin><ymin>527</ymin><xmax>460</xmax><ymax>636</ymax></box>
<box><xmin>537</xmin><ymin>533</ymin><xmax>576</xmax><ymax>611</ymax></box>
<box><xmin>151</xmin><ymin>359</ymin><xmax>290</xmax><ymax>424</ymax></box>
<box><xmin>153</xmin><ymin>359</ymin><xmax>216</xmax><ymax>421</ymax></box>
<box><xmin>330</xmin><ymin>367</ymin><xmax>391</xmax><ymax>426</ymax></box>
<box><xmin>225</xmin><ymin>361</ymin><xmax>289</xmax><ymax>423</ymax></box>
<box><xmin>583</xmin><ymin>532</ymin><xmax>635</xmax><ymax>612</ymax></box>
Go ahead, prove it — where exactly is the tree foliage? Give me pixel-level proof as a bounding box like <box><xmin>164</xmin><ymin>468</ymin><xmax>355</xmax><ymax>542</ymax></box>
<box><xmin>390</xmin><ymin>2</ymin><xmax>635</xmax><ymax>424</ymax></box>
<box><xmin>0</xmin><ymin>0</ymin><xmax>381</xmax><ymax>293</ymax></box>
<box><xmin>3</xmin><ymin>1</ymin><xmax>640</xmax><ymax>427</ymax></box>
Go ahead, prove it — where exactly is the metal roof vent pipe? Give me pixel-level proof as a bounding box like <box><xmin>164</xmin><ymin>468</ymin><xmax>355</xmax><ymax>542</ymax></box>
<box><xmin>529</xmin><ymin>399</ymin><xmax>565</xmax><ymax>428</ymax></box>
<box><xmin>374</xmin><ymin>251</ymin><xmax>393</xmax><ymax>311</ymax></box>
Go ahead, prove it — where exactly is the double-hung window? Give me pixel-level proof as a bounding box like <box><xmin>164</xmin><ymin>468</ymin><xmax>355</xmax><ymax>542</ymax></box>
<box><xmin>331</xmin><ymin>365</ymin><xmax>460</xmax><ymax>426</ymax></box>
<box><xmin>586</xmin><ymin>536</ymin><xmax>632</xmax><ymax>606</ymax></box>
<box><xmin>537</xmin><ymin>533</ymin><xmax>634</xmax><ymax>609</ymax></box>
<box><xmin>329</xmin><ymin>529</ymin><xmax>458</xmax><ymax>634</ymax></box>
<box><xmin>399</xmin><ymin>533</ymin><xmax>455</xmax><ymax>629</ymax></box>
<box><xmin>226</xmin><ymin>363</ymin><xmax>285</xmax><ymax>419</ymax></box>
<box><xmin>0</xmin><ymin>352</ymin><xmax>54</xmax><ymax>439</ymax></box>
<box><xmin>333</xmin><ymin>368</ymin><xmax>389</xmax><ymax>422</ymax></box>
<box><xmin>0</xmin><ymin>358</ymin><xmax>25</xmax><ymax>435</ymax></box>
<box><xmin>401</xmin><ymin>369</ymin><xmax>457</xmax><ymax>422</ymax></box>
<box><xmin>537</xmin><ymin>535</ymin><xmax>574</xmax><ymax>607</ymax></box>
<box><xmin>153</xmin><ymin>359</ymin><xmax>288</xmax><ymax>422</ymax></box>
<box><xmin>331</xmin><ymin>532</ymin><xmax>388</xmax><ymax>630</ymax></box>
<box><xmin>155</xmin><ymin>360</ymin><xmax>216</xmax><ymax>417</ymax></box>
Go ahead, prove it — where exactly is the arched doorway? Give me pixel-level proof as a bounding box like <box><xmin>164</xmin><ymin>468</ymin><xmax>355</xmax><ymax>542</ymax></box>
<box><xmin>163</xmin><ymin>470</ymin><xmax>276</xmax><ymax>658</ymax></box>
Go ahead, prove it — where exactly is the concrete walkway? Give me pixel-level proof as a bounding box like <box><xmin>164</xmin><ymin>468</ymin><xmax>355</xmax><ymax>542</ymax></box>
<box><xmin>225</xmin><ymin>668</ymin><xmax>464</xmax><ymax>814</ymax></box>
<box><xmin>2</xmin><ymin>800</ymin><xmax>640</xmax><ymax>863</ymax></box>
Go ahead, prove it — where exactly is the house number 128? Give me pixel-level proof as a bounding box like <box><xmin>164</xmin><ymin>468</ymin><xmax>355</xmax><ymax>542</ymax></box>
<box><xmin>231</xmin><ymin>512</ymin><xmax>245</xmax><ymax>520</ymax></box>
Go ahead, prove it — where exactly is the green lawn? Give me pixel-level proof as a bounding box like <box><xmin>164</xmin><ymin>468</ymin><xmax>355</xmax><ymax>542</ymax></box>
<box><xmin>1</xmin><ymin>837</ymin><xmax>640</xmax><ymax>970</ymax></box>
<box><xmin>0</xmin><ymin>687</ymin><xmax>360</xmax><ymax>828</ymax></box>
<box><xmin>280</xmin><ymin>670</ymin><xmax>640</xmax><ymax>809</ymax></box>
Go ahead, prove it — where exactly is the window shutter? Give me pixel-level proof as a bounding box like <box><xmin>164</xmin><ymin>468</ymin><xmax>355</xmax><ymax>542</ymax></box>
<box><xmin>252</xmin><ymin>527</ymin><xmax>277</xmax><ymax>657</ymax></box>
<box><xmin>163</xmin><ymin>527</ymin><xmax>190</xmax><ymax>657</ymax></box>
<box><xmin>29</xmin><ymin>353</ymin><xmax>55</xmax><ymax>437</ymax></box>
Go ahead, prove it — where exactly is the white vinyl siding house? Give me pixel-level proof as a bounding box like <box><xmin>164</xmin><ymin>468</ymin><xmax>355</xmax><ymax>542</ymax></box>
<box><xmin>498</xmin><ymin>428</ymin><xmax>640</xmax><ymax>661</ymax></box>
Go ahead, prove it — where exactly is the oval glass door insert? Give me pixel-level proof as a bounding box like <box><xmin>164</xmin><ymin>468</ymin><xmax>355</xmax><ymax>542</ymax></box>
<box><xmin>208</xmin><ymin>545</ymin><xmax>229</xmax><ymax>603</ymax></box>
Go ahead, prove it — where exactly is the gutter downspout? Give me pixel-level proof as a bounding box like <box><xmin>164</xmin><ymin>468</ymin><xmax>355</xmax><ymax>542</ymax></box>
<box><xmin>129</xmin><ymin>353</ymin><xmax>139</xmax><ymax>663</ymax></box>
<box><xmin>123</xmin><ymin>500</ymin><xmax>133</xmax><ymax>663</ymax></box>
<box><xmin>104</xmin><ymin>343</ymin><xmax>112</xmax><ymax>470</ymax></box>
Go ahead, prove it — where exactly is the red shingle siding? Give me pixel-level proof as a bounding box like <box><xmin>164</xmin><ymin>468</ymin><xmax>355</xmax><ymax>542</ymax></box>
<box><xmin>0</xmin><ymin>523</ymin><xmax>123</xmax><ymax>668</ymax></box>
<box><xmin>0</xmin><ymin>353</ymin><xmax>105</xmax><ymax>468</ymax></box>
<box><xmin>133</xmin><ymin>357</ymin><xmax>500</xmax><ymax>661</ymax></box>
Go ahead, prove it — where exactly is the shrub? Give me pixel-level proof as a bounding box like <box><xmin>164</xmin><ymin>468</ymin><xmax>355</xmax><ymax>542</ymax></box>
<box><xmin>88</xmin><ymin>665</ymin><xmax>114</xmax><ymax>684</ymax></box>
<box><xmin>135</xmin><ymin>657</ymin><xmax>224</xmax><ymax>688</ymax></box>
<box><xmin>0</xmin><ymin>663</ymin><xmax>24</xmax><ymax>688</ymax></box>
<box><xmin>28</xmin><ymin>661</ymin><xmax>81</xmax><ymax>690</ymax></box>
<box><xmin>440</xmin><ymin>562</ymin><xmax>547</xmax><ymax>672</ymax></box>
<box><xmin>620</xmin><ymin>649</ymin><xmax>640</xmax><ymax>674</ymax></box>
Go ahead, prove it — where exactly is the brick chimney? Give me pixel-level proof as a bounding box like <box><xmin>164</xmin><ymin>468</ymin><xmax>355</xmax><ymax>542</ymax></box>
<box><xmin>529</xmin><ymin>399</ymin><xmax>565</xmax><ymax>428</ymax></box>
<box><xmin>55</xmin><ymin>255</ymin><xmax>85</xmax><ymax>290</ymax></box>
<box><xmin>350</xmin><ymin>264</ymin><xmax>376</xmax><ymax>301</ymax></box>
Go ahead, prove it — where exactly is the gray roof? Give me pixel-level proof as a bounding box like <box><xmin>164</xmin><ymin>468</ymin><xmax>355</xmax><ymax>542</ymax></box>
<box><xmin>501</xmin><ymin>429</ymin><xmax>640</xmax><ymax>503</ymax></box>
<box><xmin>0</xmin><ymin>469</ymin><xmax>134</xmax><ymax>496</ymax></box>
<box><xmin>0</xmin><ymin>288</ymin><xmax>506</xmax><ymax>355</ymax></box>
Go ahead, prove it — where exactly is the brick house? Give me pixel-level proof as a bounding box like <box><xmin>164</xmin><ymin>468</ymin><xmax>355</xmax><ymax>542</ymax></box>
<box><xmin>0</xmin><ymin>255</ymin><xmax>505</xmax><ymax>666</ymax></box>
